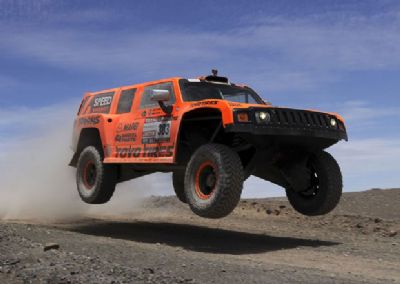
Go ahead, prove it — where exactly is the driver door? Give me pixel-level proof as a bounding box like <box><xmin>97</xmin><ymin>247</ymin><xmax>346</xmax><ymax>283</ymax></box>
<box><xmin>136</xmin><ymin>81</ymin><xmax>179</xmax><ymax>163</ymax></box>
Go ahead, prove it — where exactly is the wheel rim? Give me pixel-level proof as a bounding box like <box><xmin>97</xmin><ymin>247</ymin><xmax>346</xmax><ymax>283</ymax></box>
<box><xmin>299</xmin><ymin>165</ymin><xmax>320</xmax><ymax>198</ymax></box>
<box><xmin>83</xmin><ymin>160</ymin><xmax>97</xmax><ymax>190</ymax></box>
<box><xmin>195</xmin><ymin>161</ymin><xmax>217</xmax><ymax>200</ymax></box>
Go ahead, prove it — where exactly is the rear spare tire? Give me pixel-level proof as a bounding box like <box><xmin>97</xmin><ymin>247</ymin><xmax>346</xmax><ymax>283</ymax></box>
<box><xmin>76</xmin><ymin>146</ymin><xmax>117</xmax><ymax>204</ymax></box>
<box><xmin>285</xmin><ymin>151</ymin><xmax>342</xmax><ymax>216</ymax></box>
<box><xmin>184</xmin><ymin>143</ymin><xmax>244</xmax><ymax>218</ymax></box>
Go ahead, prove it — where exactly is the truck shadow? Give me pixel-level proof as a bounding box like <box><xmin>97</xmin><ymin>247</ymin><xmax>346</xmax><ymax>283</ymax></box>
<box><xmin>66</xmin><ymin>220</ymin><xmax>339</xmax><ymax>255</ymax></box>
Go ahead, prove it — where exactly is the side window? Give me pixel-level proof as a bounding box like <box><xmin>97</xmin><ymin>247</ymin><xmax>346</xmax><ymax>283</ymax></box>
<box><xmin>89</xmin><ymin>91</ymin><xmax>115</xmax><ymax>114</ymax></box>
<box><xmin>117</xmin><ymin>88</ymin><xmax>136</xmax><ymax>114</ymax></box>
<box><xmin>78</xmin><ymin>96</ymin><xmax>90</xmax><ymax>115</ymax></box>
<box><xmin>140</xmin><ymin>82</ymin><xmax>175</xmax><ymax>109</ymax></box>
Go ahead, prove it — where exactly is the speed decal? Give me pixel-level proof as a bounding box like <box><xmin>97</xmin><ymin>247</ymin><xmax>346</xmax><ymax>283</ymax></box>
<box><xmin>142</xmin><ymin>118</ymin><xmax>172</xmax><ymax>144</ymax></box>
<box><xmin>90</xmin><ymin>92</ymin><xmax>115</xmax><ymax>114</ymax></box>
<box><xmin>93</xmin><ymin>96</ymin><xmax>112</xmax><ymax>107</ymax></box>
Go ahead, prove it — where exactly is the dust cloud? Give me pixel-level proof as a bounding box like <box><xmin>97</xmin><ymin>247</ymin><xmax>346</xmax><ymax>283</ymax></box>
<box><xmin>0</xmin><ymin>103</ymin><xmax>172</xmax><ymax>221</ymax></box>
<box><xmin>0</xmin><ymin>103</ymin><xmax>282</xmax><ymax>221</ymax></box>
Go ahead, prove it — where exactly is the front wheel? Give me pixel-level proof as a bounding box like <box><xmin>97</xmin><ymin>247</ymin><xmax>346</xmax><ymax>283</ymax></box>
<box><xmin>184</xmin><ymin>143</ymin><xmax>244</xmax><ymax>219</ymax></box>
<box><xmin>285</xmin><ymin>151</ymin><xmax>342</xmax><ymax>216</ymax></box>
<box><xmin>76</xmin><ymin>146</ymin><xmax>117</xmax><ymax>204</ymax></box>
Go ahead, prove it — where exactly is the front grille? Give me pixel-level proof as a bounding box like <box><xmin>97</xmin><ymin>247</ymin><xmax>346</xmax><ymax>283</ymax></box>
<box><xmin>266</xmin><ymin>108</ymin><xmax>337</xmax><ymax>130</ymax></box>
<box><xmin>229</xmin><ymin>107</ymin><xmax>348</xmax><ymax>141</ymax></box>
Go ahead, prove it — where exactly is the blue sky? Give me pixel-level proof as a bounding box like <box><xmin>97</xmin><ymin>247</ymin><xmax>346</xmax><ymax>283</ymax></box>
<box><xmin>0</xmin><ymin>0</ymin><xmax>399</xmax><ymax>195</ymax></box>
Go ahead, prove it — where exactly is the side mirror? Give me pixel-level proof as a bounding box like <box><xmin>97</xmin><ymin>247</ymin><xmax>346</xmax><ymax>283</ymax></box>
<box><xmin>150</xmin><ymin>89</ymin><xmax>173</xmax><ymax>115</ymax></box>
<box><xmin>151</xmin><ymin>89</ymin><xmax>170</xmax><ymax>102</ymax></box>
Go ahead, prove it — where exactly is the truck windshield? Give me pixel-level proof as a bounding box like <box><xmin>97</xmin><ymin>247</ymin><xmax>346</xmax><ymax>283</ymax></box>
<box><xmin>180</xmin><ymin>80</ymin><xmax>265</xmax><ymax>104</ymax></box>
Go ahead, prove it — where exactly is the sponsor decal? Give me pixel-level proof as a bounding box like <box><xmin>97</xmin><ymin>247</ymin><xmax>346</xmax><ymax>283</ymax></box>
<box><xmin>117</xmin><ymin>122</ymin><xmax>139</xmax><ymax>132</ymax></box>
<box><xmin>144</xmin><ymin>117</ymin><xmax>169</xmax><ymax>123</ymax></box>
<box><xmin>91</xmin><ymin>106</ymin><xmax>109</xmax><ymax>113</ymax></box>
<box><xmin>142</xmin><ymin>145</ymin><xmax>174</xmax><ymax>157</ymax></box>
<box><xmin>90</xmin><ymin>92</ymin><xmax>114</xmax><ymax>114</ymax></box>
<box><xmin>142</xmin><ymin>130</ymin><xmax>157</xmax><ymax>137</ymax></box>
<box><xmin>115</xmin><ymin>146</ymin><xmax>141</xmax><ymax>158</ymax></box>
<box><xmin>143</xmin><ymin>137</ymin><xmax>170</xmax><ymax>144</ymax></box>
<box><xmin>93</xmin><ymin>96</ymin><xmax>112</xmax><ymax>107</ymax></box>
<box><xmin>115</xmin><ymin>132</ymin><xmax>137</xmax><ymax>142</ymax></box>
<box><xmin>149</xmin><ymin>108</ymin><xmax>164</xmax><ymax>116</ymax></box>
<box><xmin>115</xmin><ymin>145</ymin><xmax>174</xmax><ymax>158</ymax></box>
<box><xmin>78</xmin><ymin>115</ymin><xmax>100</xmax><ymax>126</ymax></box>
<box><xmin>228</xmin><ymin>102</ymin><xmax>243</xmax><ymax>107</ymax></box>
<box><xmin>190</xmin><ymin>101</ymin><xmax>218</xmax><ymax>107</ymax></box>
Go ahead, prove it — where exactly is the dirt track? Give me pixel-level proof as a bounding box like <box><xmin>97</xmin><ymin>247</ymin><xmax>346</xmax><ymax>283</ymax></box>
<box><xmin>0</xmin><ymin>188</ymin><xmax>399</xmax><ymax>283</ymax></box>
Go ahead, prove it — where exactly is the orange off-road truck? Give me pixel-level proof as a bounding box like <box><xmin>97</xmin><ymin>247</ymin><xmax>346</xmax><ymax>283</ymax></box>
<box><xmin>70</xmin><ymin>71</ymin><xmax>348</xmax><ymax>218</ymax></box>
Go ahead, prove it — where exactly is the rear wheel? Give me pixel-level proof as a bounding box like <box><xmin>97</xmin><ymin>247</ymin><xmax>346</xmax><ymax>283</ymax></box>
<box><xmin>184</xmin><ymin>143</ymin><xmax>244</xmax><ymax>218</ymax></box>
<box><xmin>172</xmin><ymin>169</ymin><xmax>187</xmax><ymax>203</ymax></box>
<box><xmin>76</xmin><ymin>146</ymin><xmax>117</xmax><ymax>204</ymax></box>
<box><xmin>285</xmin><ymin>151</ymin><xmax>342</xmax><ymax>216</ymax></box>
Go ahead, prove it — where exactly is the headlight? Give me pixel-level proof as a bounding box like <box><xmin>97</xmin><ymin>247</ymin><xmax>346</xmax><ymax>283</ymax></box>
<box><xmin>256</xmin><ymin>111</ymin><xmax>271</xmax><ymax>124</ymax></box>
<box><xmin>259</xmin><ymin>112</ymin><xmax>268</xmax><ymax>120</ymax></box>
<box><xmin>330</xmin><ymin>118</ymin><xmax>337</xmax><ymax>127</ymax></box>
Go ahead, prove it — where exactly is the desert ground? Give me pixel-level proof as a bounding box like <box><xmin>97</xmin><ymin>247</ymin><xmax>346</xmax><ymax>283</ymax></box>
<box><xmin>0</xmin><ymin>188</ymin><xmax>399</xmax><ymax>284</ymax></box>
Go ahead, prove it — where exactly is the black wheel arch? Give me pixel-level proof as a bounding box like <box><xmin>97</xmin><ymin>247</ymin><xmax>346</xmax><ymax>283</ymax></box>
<box><xmin>69</xmin><ymin>128</ymin><xmax>103</xmax><ymax>167</ymax></box>
<box><xmin>175</xmin><ymin>108</ymin><xmax>257</xmax><ymax>172</ymax></box>
<box><xmin>175</xmin><ymin>108</ymin><xmax>223</xmax><ymax>165</ymax></box>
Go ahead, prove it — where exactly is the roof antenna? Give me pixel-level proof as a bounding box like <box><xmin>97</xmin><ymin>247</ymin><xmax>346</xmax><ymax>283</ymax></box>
<box><xmin>212</xmin><ymin>69</ymin><xmax>218</xmax><ymax>76</ymax></box>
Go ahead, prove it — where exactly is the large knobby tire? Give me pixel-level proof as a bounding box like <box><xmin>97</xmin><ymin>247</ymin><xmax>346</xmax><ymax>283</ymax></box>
<box><xmin>172</xmin><ymin>170</ymin><xmax>187</xmax><ymax>203</ymax></box>
<box><xmin>285</xmin><ymin>151</ymin><xmax>342</xmax><ymax>216</ymax></box>
<box><xmin>76</xmin><ymin>146</ymin><xmax>117</xmax><ymax>204</ymax></box>
<box><xmin>184</xmin><ymin>143</ymin><xmax>244</xmax><ymax>219</ymax></box>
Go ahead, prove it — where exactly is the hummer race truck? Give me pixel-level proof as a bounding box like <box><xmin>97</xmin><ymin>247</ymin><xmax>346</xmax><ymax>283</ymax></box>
<box><xmin>70</xmin><ymin>70</ymin><xmax>348</xmax><ymax>218</ymax></box>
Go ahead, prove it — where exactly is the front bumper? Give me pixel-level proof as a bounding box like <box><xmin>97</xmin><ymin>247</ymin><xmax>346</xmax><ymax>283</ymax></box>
<box><xmin>226</xmin><ymin>107</ymin><xmax>348</xmax><ymax>141</ymax></box>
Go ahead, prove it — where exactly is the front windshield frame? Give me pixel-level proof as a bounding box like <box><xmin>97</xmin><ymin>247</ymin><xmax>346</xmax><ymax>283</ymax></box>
<box><xmin>179</xmin><ymin>79</ymin><xmax>265</xmax><ymax>105</ymax></box>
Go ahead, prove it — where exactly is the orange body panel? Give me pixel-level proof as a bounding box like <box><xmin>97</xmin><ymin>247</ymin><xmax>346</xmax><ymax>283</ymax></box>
<box><xmin>72</xmin><ymin>77</ymin><xmax>345</xmax><ymax>165</ymax></box>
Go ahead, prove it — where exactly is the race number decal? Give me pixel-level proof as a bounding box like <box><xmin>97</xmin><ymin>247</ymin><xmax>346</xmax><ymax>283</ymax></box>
<box><xmin>142</xmin><ymin>118</ymin><xmax>172</xmax><ymax>144</ymax></box>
